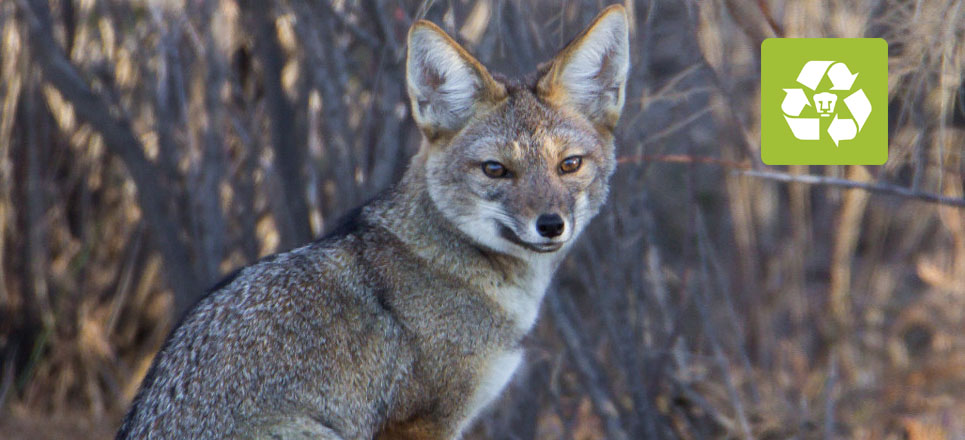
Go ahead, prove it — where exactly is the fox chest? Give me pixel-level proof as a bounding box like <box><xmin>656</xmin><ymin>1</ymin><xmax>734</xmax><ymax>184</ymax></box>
<box><xmin>384</xmin><ymin>347</ymin><xmax>522</xmax><ymax>438</ymax></box>
<box><xmin>456</xmin><ymin>348</ymin><xmax>523</xmax><ymax>433</ymax></box>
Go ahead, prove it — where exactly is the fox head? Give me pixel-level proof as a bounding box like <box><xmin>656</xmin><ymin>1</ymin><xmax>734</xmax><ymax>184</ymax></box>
<box><xmin>405</xmin><ymin>5</ymin><xmax>629</xmax><ymax>257</ymax></box>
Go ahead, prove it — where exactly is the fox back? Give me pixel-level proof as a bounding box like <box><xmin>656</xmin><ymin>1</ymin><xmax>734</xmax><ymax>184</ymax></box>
<box><xmin>117</xmin><ymin>5</ymin><xmax>629</xmax><ymax>440</ymax></box>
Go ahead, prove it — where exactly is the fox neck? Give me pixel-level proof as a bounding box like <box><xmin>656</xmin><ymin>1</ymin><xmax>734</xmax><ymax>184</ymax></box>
<box><xmin>376</xmin><ymin>152</ymin><xmax>566</xmax><ymax>333</ymax></box>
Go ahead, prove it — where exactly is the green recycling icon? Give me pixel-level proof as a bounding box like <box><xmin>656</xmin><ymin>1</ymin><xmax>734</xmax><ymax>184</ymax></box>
<box><xmin>781</xmin><ymin>61</ymin><xmax>872</xmax><ymax>146</ymax></box>
<box><xmin>761</xmin><ymin>38</ymin><xmax>887</xmax><ymax>165</ymax></box>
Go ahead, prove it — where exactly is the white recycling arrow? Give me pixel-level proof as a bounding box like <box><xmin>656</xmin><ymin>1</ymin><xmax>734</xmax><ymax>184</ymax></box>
<box><xmin>782</xmin><ymin>89</ymin><xmax>811</xmax><ymax>116</ymax></box>
<box><xmin>796</xmin><ymin>61</ymin><xmax>833</xmax><ymax>90</ymax></box>
<box><xmin>784</xmin><ymin>115</ymin><xmax>820</xmax><ymax>140</ymax></box>
<box><xmin>828</xmin><ymin>63</ymin><xmax>859</xmax><ymax>90</ymax></box>
<box><xmin>843</xmin><ymin>89</ymin><xmax>871</xmax><ymax>130</ymax></box>
<box><xmin>828</xmin><ymin>114</ymin><xmax>857</xmax><ymax>146</ymax></box>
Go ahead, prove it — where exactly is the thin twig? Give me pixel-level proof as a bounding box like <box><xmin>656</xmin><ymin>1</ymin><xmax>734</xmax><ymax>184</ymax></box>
<box><xmin>684</xmin><ymin>0</ymin><xmax>761</xmax><ymax>167</ymax></box>
<box><xmin>548</xmin><ymin>293</ymin><xmax>630</xmax><ymax>440</ymax></box>
<box><xmin>18</xmin><ymin>0</ymin><xmax>203</xmax><ymax>315</ymax></box>
<box><xmin>637</xmin><ymin>105</ymin><xmax>713</xmax><ymax>147</ymax></box>
<box><xmin>622</xmin><ymin>153</ymin><xmax>965</xmax><ymax>208</ymax></box>
<box><xmin>618</xmin><ymin>153</ymin><xmax>750</xmax><ymax>169</ymax></box>
<box><xmin>740</xmin><ymin>169</ymin><xmax>965</xmax><ymax>208</ymax></box>
<box><xmin>412</xmin><ymin>0</ymin><xmax>435</xmax><ymax>22</ymax></box>
<box><xmin>670</xmin><ymin>375</ymin><xmax>737</xmax><ymax>433</ymax></box>
<box><xmin>823</xmin><ymin>353</ymin><xmax>838</xmax><ymax>440</ymax></box>
<box><xmin>239</xmin><ymin>0</ymin><xmax>313</xmax><ymax>248</ymax></box>
<box><xmin>0</xmin><ymin>342</ymin><xmax>15</xmax><ymax>413</ymax></box>
<box><xmin>317</xmin><ymin>0</ymin><xmax>381</xmax><ymax>49</ymax></box>
<box><xmin>694</xmin><ymin>208</ymin><xmax>754</xmax><ymax>440</ymax></box>
<box><xmin>696</xmin><ymin>206</ymin><xmax>761</xmax><ymax>405</ymax></box>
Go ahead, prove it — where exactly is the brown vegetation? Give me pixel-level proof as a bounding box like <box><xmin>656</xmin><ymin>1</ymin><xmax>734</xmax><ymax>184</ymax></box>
<box><xmin>1</xmin><ymin>0</ymin><xmax>964</xmax><ymax>438</ymax></box>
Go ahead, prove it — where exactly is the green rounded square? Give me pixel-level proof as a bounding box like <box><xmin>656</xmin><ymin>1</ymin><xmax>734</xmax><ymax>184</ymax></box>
<box><xmin>761</xmin><ymin>38</ymin><xmax>888</xmax><ymax>165</ymax></box>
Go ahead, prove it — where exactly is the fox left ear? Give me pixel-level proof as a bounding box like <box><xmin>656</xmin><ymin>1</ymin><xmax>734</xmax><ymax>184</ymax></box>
<box><xmin>406</xmin><ymin>21</ymin><xmax>507</xmax><ymax>140</ymax></box>
<box><xmin>537</xmin><ymin>5</ymin><xmax>630</xmax><ymax>130</ymax></box>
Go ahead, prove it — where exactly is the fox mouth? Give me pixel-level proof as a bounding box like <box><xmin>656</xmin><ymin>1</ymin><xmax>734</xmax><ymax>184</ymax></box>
<box><xmin>497</xmin><ymin>223</ymin><xmax>563</xmax><ymax>253</ymax></box>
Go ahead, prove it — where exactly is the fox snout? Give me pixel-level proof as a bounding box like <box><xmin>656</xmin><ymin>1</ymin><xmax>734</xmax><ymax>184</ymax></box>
<box><xmin>535</xmin><ymin>214</ymin><xmax>565</xmax><ymax>238</ymax></box>
<box><xmin>496</xmin><ymin>212</ymin><xmax>569</xmax><ymax>254</ymax></box>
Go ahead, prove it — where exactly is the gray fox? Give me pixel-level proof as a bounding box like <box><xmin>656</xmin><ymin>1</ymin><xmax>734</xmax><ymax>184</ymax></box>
<box><xmin>117</xmin><ymin>5</ymin><xmax>629</xmax><ymax>439</ymax></box>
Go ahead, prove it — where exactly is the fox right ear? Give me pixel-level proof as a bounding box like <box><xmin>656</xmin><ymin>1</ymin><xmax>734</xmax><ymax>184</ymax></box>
<box><xmin>537</xmin><ymin>5</ymin><xmax>630</xmax><ymax>130</ymax></box>
<box><xmin>406</xmin><ymin>21</ymin><xmax>506</xmax><ymax>140</ymax></box>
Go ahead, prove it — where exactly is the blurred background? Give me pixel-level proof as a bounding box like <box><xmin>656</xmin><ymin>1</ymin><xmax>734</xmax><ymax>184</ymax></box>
<box><xmin>2</xmin><ymin>0</ymin><xmax>965</xmax><ymax>438</ymax></box>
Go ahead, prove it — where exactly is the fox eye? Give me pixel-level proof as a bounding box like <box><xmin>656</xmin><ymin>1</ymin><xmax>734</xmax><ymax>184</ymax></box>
<box><xmin>559</xmin><ymin>156</ymin><xmax>583</xmax><ymax>174</ymax></box>
<box><xmin>482</xmin><ymin>161</ymin><xmax>510</xmax><ymax>178</ymax></box>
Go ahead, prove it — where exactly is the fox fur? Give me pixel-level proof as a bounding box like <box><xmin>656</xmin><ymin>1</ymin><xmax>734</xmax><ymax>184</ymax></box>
<box><xmin>116</xmin><ymin>5</ymin><xmax>629</xmax><ymax>439</ymax></box>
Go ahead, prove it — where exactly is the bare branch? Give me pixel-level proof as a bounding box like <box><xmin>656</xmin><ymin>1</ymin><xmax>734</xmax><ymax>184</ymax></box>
<box><xmin>18</xmin><ymin>0</ymin><xmax>202</xmax><ymax>315</ymax></box>
<box><xmin>238</xmin><ymin>0</ymin><xmax>313</xmax><ymax>248</ymax></box>
<box><xmin>618</xmin><ymin>153</ymin><xmax>750</xmax><ymax>169</ymax></box>
<box><xmin>823</xmin><ymin>353</ymin><xmax>838</xmax><ymax>440</ymax></box>
<box><xmin>740</xmin><ymin>169</ymin><xmax>965</xmax><ymax>208</ymax></box>
<box><xmin>318</xmin><ymin>0</ymin><xmax>381</xmax><ymax>49</ymax></box>
<box><xmin>620</xmin><ymin>154</ymin><xmax>965</xmax><ymax>209</ymax></box>
<box><xmin>694</xmin><ymin>208</ymin><xmax>754</xmax><ymax>440</ymax></box>
<box><xmin>547</xmin><ymin>293</ymin><xmax>631</xmax><ymax>440</ymax></box>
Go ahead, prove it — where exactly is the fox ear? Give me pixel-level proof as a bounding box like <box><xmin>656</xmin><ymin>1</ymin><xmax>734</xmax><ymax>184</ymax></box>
<box><xmin>537</xmin><ymin>5</ymin><xmax>630</xmax><ymax>130</ymax></box>
<box><xmin>406</xmin><ymin>21</ymin><xmax>506</xmax><ymax>139</ymax></box>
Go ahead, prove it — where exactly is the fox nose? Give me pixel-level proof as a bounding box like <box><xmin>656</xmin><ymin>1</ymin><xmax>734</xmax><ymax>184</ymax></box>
<box><xmin>536</xmin><ymin>214</ymin><xmax>565</xmax><ymax>238</ymax></box>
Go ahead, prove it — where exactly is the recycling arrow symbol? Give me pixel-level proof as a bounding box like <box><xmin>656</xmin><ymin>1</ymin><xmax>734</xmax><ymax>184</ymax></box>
<box><xmin>781</xmin><ymin>61</ymin><xmax>872</xmax><ymax>146</ymax></box>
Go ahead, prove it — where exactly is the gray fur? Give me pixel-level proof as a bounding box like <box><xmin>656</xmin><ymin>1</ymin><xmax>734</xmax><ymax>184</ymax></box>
<box><xmin>117</xmin><ymin>6</ymin><xmax>628</xmax><ymax>439</ymax></box>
